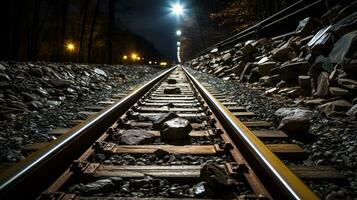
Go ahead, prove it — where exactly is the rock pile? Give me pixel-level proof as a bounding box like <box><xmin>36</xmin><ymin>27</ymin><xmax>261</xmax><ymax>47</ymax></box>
<box><xmin>187</xmin><ymin>3</ymin><xmax>357</xmax><ymax>117</ymax></box>
<box><xmin>0</xmin><ymin>61</ymin><xmax>151</xmax><ymax>120</ymax></box>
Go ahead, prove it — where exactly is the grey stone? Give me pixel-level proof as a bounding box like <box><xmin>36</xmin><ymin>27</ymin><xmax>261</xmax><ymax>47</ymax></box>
<box><xmin>200</xmin><ymin>162</ymin><xmax>238</xmax><ymax>190</ymax></box>
<box><xmin>299</xmin><ymin>76</ymin><xmax>312</xmax><ymax>89</ymax></box>
<box><xmin>329</xmin><ymin>87</ymin><xmax>350</xmax><ymax>96</ymax></box>
<box><xmin>258</xmin><ymin>62</ymin><xmax>277</xmax><ymax>76</ymax></box>
<box><xmin>191</xmin><ymin>182</ymin><xmax>212</xmax><ymax>197</ymax></box>
<box><xmin>318</xmin><ymin>100</ymin><xmax>352</xmax><ymax>116</ymax></box>
<box><xmin>259</xmin><ymin>76</ymin><xmax>272</xmax><ymax>86</ymax></box>
<box><xmin>48</xmin><ymin>79</ymin><xmax>73</xmax><ymax>88</ymax></box>
<box><xmin>153</xmin><ymin>112</ymin><xmax>179</xmax><ymax>130</ymax></box>
<box><xmin>307</xmin><ymin>26</ymin><xmax>333</xmax><ymax>54</ymax></box>
<box><xmin>328</xmin><ymin>30</ymin><xmax>357</xmax><ymax>64</ymax></box>
<box><xmin>347</xmin><ymin>104</ymin><xmax>357</xmax><ymax>118</ymax></box>
<box><xmin>120</xmin><ymin>129</ymin><xmax>155</xmax><ymax>145</ymax></box>
<box><xmin>272</xmin><ymin>43</ymin><xmax>291</xmax><ymax>62</ymax></box>
<box><xmin>161</xmin><ymin>117</ymin><xmax>192</xmax><ymax>143</ymax></box>
<box><xmin>280</xmin><ymin>62</ymin><xmax>310</xmax><ymax>82</ymax></box>
<box><xmin>94</xmin><ymin>68</ymin><xmax>107</xmax><ymax>77</ymax></box>
<box><xmin>316</xmin><ymin>72</ymin><xmax>330</xmax><ymax>97</ymax></box>
<box><xmin>0</xmin><ymin>63</ymin><xmax>6</xmax><ymax>71</ymax></box>
<box><xmin>240</xmin><ymin>63</ymin><xmax>255</xmax><ymax>81</ymax></box>
<box><xmin>153</xmin><ymin>149</ymin><xmax>170</xmax><ymax>159</ymax></box>
<box><xmin>338</xmin><ymin>78</ymin><xmax>357</xmax><ymax>90</ymax></box>
<box><xmin>164</xmin><ymin>87</ymin><xmax>181</xmax><ymax>94</ymax></box>
<box><xmin>295</xmin><ymin>17</ymin><xmax>320</xmax><ymax>36</ymax></box>
<box><xmin>74</xmin><ymin>179</ymin><xmax>115</xmax><ymax>194</ymax></box>
<box><xmin>304</xmin><ymin>99</ymin><xmax>326</xmax><ymax>107</ymax></box>
<box><xmin>276</xmin><ymin>107</ymin><xmax>312</xmax><ymax>134</ymax></box>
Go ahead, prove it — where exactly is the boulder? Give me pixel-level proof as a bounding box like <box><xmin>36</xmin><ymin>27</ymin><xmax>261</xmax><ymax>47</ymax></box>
<box><xmin>200</xmin><ymin>162</ymin><xmax>238</xmax><ymax>190</ymax></box>
<box><xmin>299</xmin><ymin>76</ymin><xmax>312</xmax><ymax>89</ymax></box>
<box><xmin>119</xmin><ymin>129</ymin><xmax>155</xmax><ymax>145</ymax></box>
<box><xmin>153</xmin><ymin>112</ymin><xmax>179</xmax><ymax>130</ymax></box>
<box><xmin>338</xmin><ymin>78</ymin><xmax>357</xmax><ymax>90</ymax></box>
<box><xmin>347</xmin><ymin>104</ymin><xmax>357</xmax><ymax>118</ymax></box>
<box><xmin>318</xmin><ymin>100</ymin><xmax>352</xmax><ymax>116</ymax></box>
<box><xmin>164</xmin><ymin>87</ymin><xmax>181</xmax><ymax>94</ymax></box>
<box><xmin>316</xmin><ymin>72</ymin><xmax>330</xmax><ymax>97</ymax></box>
<box><xmin>257</xmin><ymin>62</ymin><xmax>277</xmax><ymax>76</ymax></box>
<box><xmin>307</xmin><ymin>26</ymin><xmax>333</xmax><ymax>54</ymax></box>
<box><xmin>161</xmin><ymin>117</ymin><xmax>192</xmax><ymax>143</ymax></box>
<box><xmin>328</xmin><ymin>30</ymin><xmax>357</xmax><ymax>64</ymax></box>
<box><xmin>276</xmin><ymin>107</ymin><xmax>312</xmax><ymax>134</ymax></box>
<box><xmin>295</xmin><ymin>17</ymin><xmax>320</xmax><ymax>36</ymax></box>
<box><xmin>329</xmin><ymin>87</ymin><xmax>350</xmax><ymax>96</ymax></box>
<box><xmin>279</xmin><ymin>62</ymin><xmax>310</xmax><ymax>82</ymax></box>
<box><xmin>241</xmin><ymin>43</ymin><xmax>256</xmax><ymax>57</ymax></box>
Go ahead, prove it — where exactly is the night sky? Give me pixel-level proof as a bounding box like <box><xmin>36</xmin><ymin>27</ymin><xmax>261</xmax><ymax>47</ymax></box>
<box><xmin>119</xmin><ymin>0</ymin><xmax>182</xmax><ymax>60</ymax></box>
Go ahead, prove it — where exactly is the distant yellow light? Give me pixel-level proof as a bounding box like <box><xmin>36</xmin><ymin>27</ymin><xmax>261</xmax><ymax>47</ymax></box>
<box><xmin>149</xmin><ymin>61</ymin><xmax>152</xmax><ymax>64</ymax></box>
<box><xmin>155</xmin><ymin>61</ymin><xmax>157</xmax><ymax>64</ymax></box>
<box><xmin>123</xmin><ymin>55</ymin><xmax>128</xmax><ymax>60</ymax></box>
<box><xmin>131</xmin><ymin>53</ymin><xmax>138</xmax><ymax>60</ymax></box>
<box><xmin>160</xmin><ymin>62</ymin><xmax>167</xmax><ymax>66</ymax></box>
<box><xmin>66</xmin><ymin>43</ymin><xmax>75</xmax><ymax>51</ymax></box>
<box><xmin>137</xmin><ymin>57</ymin><xmax>141</xmax><ymax>61</ymax></box>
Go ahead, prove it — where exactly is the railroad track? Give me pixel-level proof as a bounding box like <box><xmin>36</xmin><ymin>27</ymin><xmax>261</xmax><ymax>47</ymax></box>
<box><xmin>0</xmin><ymin>66</ymin><xmax>343</xmax><ymax>199</ymax></box>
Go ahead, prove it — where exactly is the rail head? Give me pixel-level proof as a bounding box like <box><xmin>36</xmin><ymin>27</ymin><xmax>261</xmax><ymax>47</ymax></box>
<box><xmin>0</xmin><ymin>66</ymin><xmax>176</xmax><ymax>199</ymax></box>
<box><xmin>182</xmin><ymin>66</ymin><xmax>319</xmax><ymax>200</ymax></box>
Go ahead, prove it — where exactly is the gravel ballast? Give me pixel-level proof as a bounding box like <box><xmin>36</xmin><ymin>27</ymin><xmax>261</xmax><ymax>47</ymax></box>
<box><xmin>188</xmin><ymin>67</ymin><xmax>357</xmax><ymax>199</ymax></box>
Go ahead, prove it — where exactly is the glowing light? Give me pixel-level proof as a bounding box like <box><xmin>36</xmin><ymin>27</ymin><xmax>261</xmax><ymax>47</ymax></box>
<box><xmin>131</xmin><ymin>53</ymin><xmax>138</xmax><ymax>60</ymax></box>
<box><xmin>123</xmin><ymin>55</ymin><xmax>128</xmax><ymax>60</ymax></box>
<box><xmin>171</xmin><ymin>3</ymin><xmax>184</xmax><ymax>16</ymax></box>
<box><xmin>177</xmin><ymin>41</ymin><xmax>181</xmax><ymax>46</ymax></box>
<box><xmin>149</xmin><ymin>61</ymin><xmax>152</xmax><ymax>64</ymax></box>
<box><xmin>137</xmin><ymin>57</ymin><xmax>141</xmax><ymax>61</ymax></box>
<box><xmin>66</xmin><ymin>43</ymin><xmax>75</xmax><ymax>51</ymax></box>
<box><xmin>160</xmin><ymin>62</ymin><xmax>168</xmax><ymax>66</ymax></box>
<box><xmin>176</xmin><ymin>30</ymin><xmax>182</xmax><ymax>36</ymax></box>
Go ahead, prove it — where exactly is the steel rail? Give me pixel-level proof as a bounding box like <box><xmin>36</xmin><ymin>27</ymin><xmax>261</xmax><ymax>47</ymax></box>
<box><xmin>182</xmin><ymin>66</ymin><xmax>319</xmax><ymax>200</ymax></box>
<box><xmin>0</xmin><ymin>66</ymin><xmax>176</xmax><ymax>200</ymax></box>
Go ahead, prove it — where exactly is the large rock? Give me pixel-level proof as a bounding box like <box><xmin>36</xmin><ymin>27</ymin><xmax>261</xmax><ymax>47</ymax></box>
<box><xmin>231</xmin><ymin>61</ymin><xmax>245</xmax><ymax>77</ymax></box>
<box><xmin>307</xmin><ymin>26</ymin><xmax>333</xmax><ymax>54</ymax></box>
<box><xmin>318</xmin><ymin>100</ymin><xmax>352</xmax><ymax>116</ymax></box>
<box><xmin>329</xmin><ymin>87</ymin><xmax>350</xmax><ymax>96</ymax></box>
<box><xmin>200</xmin><ymin>162</ymin><xmax>238</xmax><ymax>190</ymax></box>
<box><xmin>279</xmin><ymin>62</ymin><xmax>310</xmax><ymax>82</ymax></box>
<box><xmin>276</xmin><ymin>107</ymin><xmax>312</xmax><ymax>134</ymax></box>
<box><xmin>308</xmin><ymin>56</ymin><xmax>334</xmax><ymax>75</ymax></box>
<box><xmin>257</xmin><ymin>62</ymin><xmax>277</xmax><ymax>76</ymax></box>
<box><xmin>338</xmin><ymin>78</ymin><xmax>357</xmax><ymax>90</ymax></box>
<box><xmin>347</xmin><ymin>104</ymin><xmax>357</xmax><ymax>118</ymax></box>
<box><xmin>328</xmin><ymin>30</ymin><xmax>357</xmax><ymax>64</ymax></box>
<box><xmin>119</xmin><ymin>129</ymin><xmax>155</xmax><ymax>145</ymax></box>
<box><xmin>153</xmin><ymin>112</ymin><xmax>179</xmax><ymax>130</ymax></box>
<box><xmin>316</xmin><ymin>72</ymin><xmax>330</xmax><ymax>97</ymax></box>
<box><xmin>299</xmin><ymin>76</ymin><xmax>312</xmax><ymax>89</ymax></box>
<box><xmin>161</xmin><ymin>117</ymin><xmax>192</xmax><ymax>143</ymax></box>
<box><xmin>295</xmin><ymin>17</ymin><xmax>320</xmax><ymax>36</ymax></box>
<box><xmin>272</xmin><ymin>45</ymin><xmax>291</xmax><ymax>62</ymax></box>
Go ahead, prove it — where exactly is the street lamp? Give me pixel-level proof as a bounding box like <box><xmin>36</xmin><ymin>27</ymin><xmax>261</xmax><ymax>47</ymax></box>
<box><xmin>176</xmin><ymin>30</ymin><xmax>182</xmax><ymax>36</ymax></box>
<box><xmin>171</xmin><ymin>3</ymin><xmax>184</xmax><ymax>16</ymax></box>
<box><xmin>66</xmin><ymin>42</ymin><xmax>75</xmax><ymax>52</ymax></box>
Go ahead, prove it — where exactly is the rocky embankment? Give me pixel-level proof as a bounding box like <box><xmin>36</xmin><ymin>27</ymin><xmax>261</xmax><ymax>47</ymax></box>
<box><xmin>0</xmin><ymin>62</ymin><xmax>163</xmax><ymax>164</ymax></box>
<box><xmin>186</xmin><ymin>2</ymin><xmax>357</xmax><ymax>199</ymax></box>
<box><xmin>187</xmin><ymin>3</ymin><xmax>357</xmax><ymax>118</ymax></box>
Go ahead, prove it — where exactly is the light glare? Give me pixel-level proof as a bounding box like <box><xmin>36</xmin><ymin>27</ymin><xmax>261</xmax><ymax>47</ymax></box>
<box><xmin>171</xmin><ymin>3</ymin><xmax>183</xmax><ymax>16</ymax></box>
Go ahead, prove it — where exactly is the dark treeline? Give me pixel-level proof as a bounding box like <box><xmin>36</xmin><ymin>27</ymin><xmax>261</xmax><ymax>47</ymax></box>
<box><xmin>0</xmin><ymin>0</ymin><xmax>165</xmax><ymax>64</ymax></box>
<box><xmin>180</xmin><ymin>0</ymin><xmax>303</xmax><ymax>60</ymax></box>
